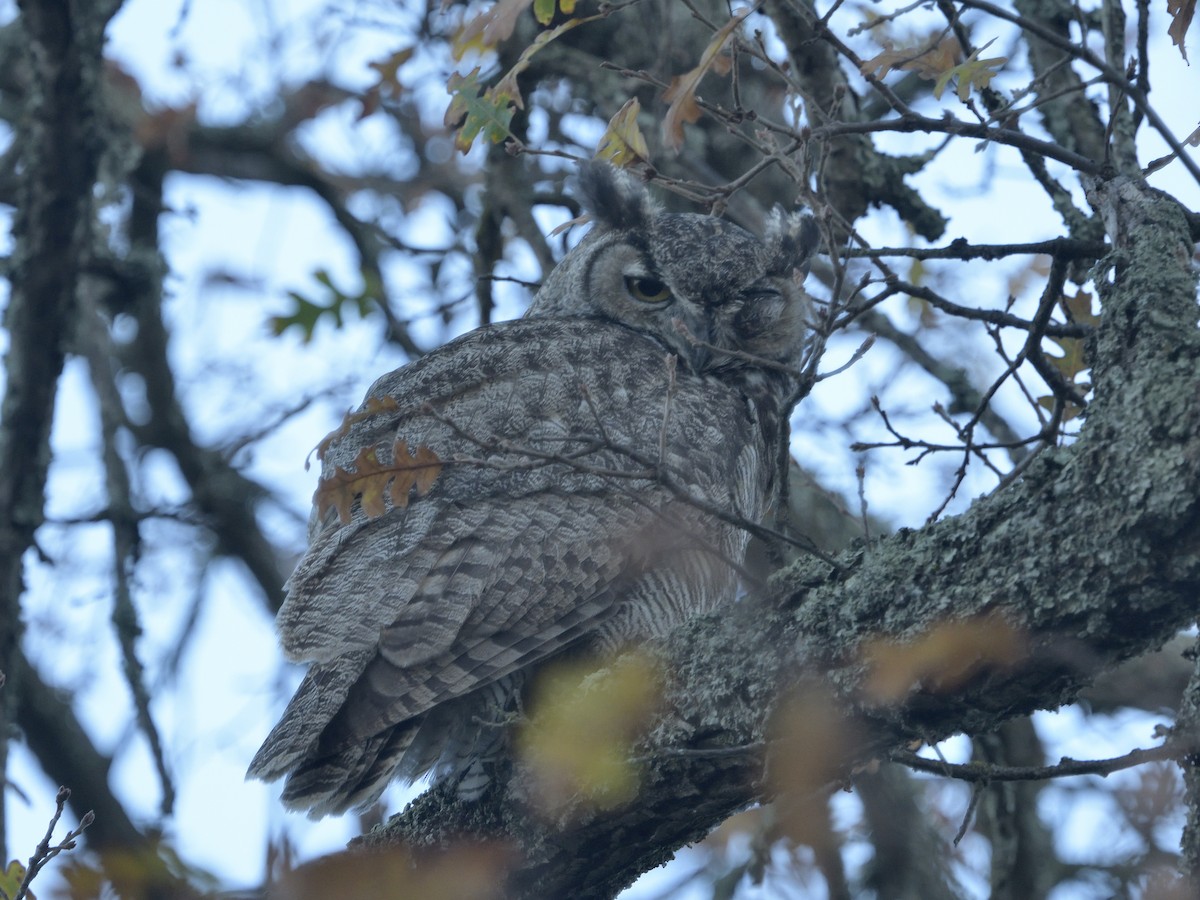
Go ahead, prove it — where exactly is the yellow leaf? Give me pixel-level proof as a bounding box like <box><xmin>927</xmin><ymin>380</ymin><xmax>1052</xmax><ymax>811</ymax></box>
<box><xmin>0</xmin><ymin>860</ymin><xmax>30</xmax><ymax>900</ymax></box>
<box><xmin>451</xmin><ymin>0</ymin><xmax>533</xmax><ymax>60</ymax></box>
<box><xmin>518</xmin><ymin>652</ymin><xmax>663</xmax><ymax>817</ymax></box>
<box><xmin>932</xmin><ymin>41</ymin><xmax>1006</xmax><ymax>101</ymax></box>
<box><xmin>595</xmin><ymin>98</ymin><xmax>649</xmax><ymax>167</ymax></box>
<box><xmin>662</xmin><ymin>10</ymin><xmax>747</xmax><ymax>152</ymax></box>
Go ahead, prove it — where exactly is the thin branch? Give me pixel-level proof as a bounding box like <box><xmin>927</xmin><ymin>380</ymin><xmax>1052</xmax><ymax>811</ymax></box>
<box><xmin>840</xmin><ymin>237</ymin><xmax>1106</xmax><ymax>263</ymax></box>
<box><xmin>14</xmin><ymin>787</ymin><xmax>93</xmax><ymax>900</ymax></box>
<box><xmin>891</xmin><ymin>741</ymin><xmax>1192</xmax><ymax>784</ymax></box>
<box><xmin>78</xmin><ymin>289</ymin><xmax>176</xmax><ymax>816</ymax></box>
<box><xmin>958</xmin><ymin>0</ymin><xmax>1200</xmax><ymax>186</ymax></box>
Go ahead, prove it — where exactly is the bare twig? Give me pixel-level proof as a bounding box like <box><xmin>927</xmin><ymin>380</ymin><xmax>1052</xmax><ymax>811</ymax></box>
<box><xmin>14</xmin><ymin>786</ymin><xmax>94</xmax><ymax>900</ymax></box>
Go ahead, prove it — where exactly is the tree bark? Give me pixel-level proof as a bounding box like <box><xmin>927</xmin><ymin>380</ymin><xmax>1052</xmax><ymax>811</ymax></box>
<box><xmin>0</xmin><ymin>0</ymin><xmax>122</xmax><ymax>855</ymax></box>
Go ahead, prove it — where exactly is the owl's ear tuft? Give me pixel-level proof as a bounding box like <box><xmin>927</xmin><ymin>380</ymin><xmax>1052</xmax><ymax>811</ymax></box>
<box><xmin>578</xmin><ymin>161</ymin><xmax>660</xmax><ymax>232</ymax></box>
<box><xmin>763</xmin><ymin>207</ymin><xmax>820</xmax><ymax>278</ymax></box>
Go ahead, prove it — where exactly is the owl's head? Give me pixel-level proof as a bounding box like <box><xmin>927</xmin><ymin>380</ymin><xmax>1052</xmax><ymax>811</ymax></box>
<box><xmin>529</xmin><ymin>163</ymin><xmax>819</xmax><ymax>384</ymax></box>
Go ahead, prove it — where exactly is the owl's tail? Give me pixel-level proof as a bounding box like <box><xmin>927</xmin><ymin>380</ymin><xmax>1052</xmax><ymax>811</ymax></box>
<box><xmin>276</xmin><ymin>724</ymin><xmax>420</xmax><ymax>818</ymax></box>
<box><xmin>246</xmin><ymin>650</ymin><xmax>424</xmax><ymax>817</ymax></box>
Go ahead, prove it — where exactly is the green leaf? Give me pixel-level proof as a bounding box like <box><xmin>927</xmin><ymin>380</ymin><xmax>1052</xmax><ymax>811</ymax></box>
<box><xmin>270</xmin><ymin>269</ymin><xmax>381</xmax><ymax>342</ymax></box>
<box><xmin>445</xmin><ymin>68</ymin><xmax>515</xmax><ymax>153</ymax></box>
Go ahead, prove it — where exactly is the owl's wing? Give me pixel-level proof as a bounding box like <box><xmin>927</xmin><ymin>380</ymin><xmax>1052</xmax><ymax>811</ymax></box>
<box><xmin>248</xmin><ymin>318</ymin><xmax>758</xmax><ymax>811</ymax></box>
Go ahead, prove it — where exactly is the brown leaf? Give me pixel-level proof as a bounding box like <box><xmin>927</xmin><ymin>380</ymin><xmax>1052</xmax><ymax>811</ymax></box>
<box><xmin>766</xmin><ymin>683</ymin><xmax>856</xmax><ymax>848</ymax></box>
<box><xmin>314</xmin><ymin>395</ymin><xmax>401</xmax><ymax>463</ymax></box>
<box><xmin>861</xmin><ymin>613</ymin><xmax>1026</xmax><ymax>703</ymax></box>
<box><xmin>315</xmin><ymin>438</ymin><xmax>442</xmax><ymax>525</ymax></box>
<box><xmin>273</xmin><ymin>844</ymin><xmax>514</xmax><ymax>900</ymax></box>
<box><xmin>1061</xmin><ymin>288</ymin><xmax>1100</xmax><ymax>327</ymax></box>
<box><xmin>360</xmin><ymin>46</ymin><xmax>415</xmax><ymax>118</ymax></box>
<box><xmin>1168</xmin><ymin>0</ymin><xmax>1196</xmax><ymax>62</ymax></box>
<box><xmin>661</xmin><ymin>10</ymin><xmax>747</xmax><ymax>152</ymax></box>
<box><xmin>860</xmin><ymin>35</ymin><xmax>960</xmax><ymax>82</ymax></box>
<box><xmin>1043</xmin><ymin>334</ymin><xmax>1087</xmax><ymax>380</ymax></box>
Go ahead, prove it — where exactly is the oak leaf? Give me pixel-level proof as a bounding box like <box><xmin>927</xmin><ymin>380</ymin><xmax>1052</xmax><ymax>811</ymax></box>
<box><xmin>315</xmin><ymin>439</ymin><xmax>442</xmax><ymax>525</ymax></box>
<box><xmin>445</xmin><ymin>68</ymin><xmax>516</xmax><ymax>153</ymax></box>
<box><xmin>860</xmin><ymin>36</ymin><xmax>960</xmax><ymax>82</ymax></box>
<box><xmin>313</xmin><ymin>395</ymin><xmax>401</xmax><ymax>464</ymax></box>
<box><xmin>933</xmin><ymin>40</ymin><xmax>1007</xmax><ymax>101</ymax></box>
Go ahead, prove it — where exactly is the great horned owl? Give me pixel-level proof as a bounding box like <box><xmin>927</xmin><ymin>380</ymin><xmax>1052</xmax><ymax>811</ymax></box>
<box><xmin>247</xmin><ymin>163</ymin><xmax>818</xmax><ymax>816</ymax></box>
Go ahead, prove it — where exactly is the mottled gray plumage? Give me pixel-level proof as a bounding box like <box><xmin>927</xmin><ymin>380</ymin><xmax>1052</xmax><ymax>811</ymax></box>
<box><xmin>247</xmin><ymin>163</ymin><xmax>819</xmax><ymax>816</ymax></box>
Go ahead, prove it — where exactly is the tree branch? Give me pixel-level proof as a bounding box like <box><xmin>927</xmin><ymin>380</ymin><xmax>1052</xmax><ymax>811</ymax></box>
<box><xmin>0</xmin><ymin>0</ymin><xmax>122</xmax><ymax>853</ymax></box>
<box><xmin>353</xmin><ymin>178</ymin><xmax>1199</xmax><ymax>898</ymax></box>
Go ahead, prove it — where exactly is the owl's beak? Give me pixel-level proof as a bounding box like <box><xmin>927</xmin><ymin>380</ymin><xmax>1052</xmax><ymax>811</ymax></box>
<box><xmin>673</xmin><ymin>313</ymin><xmax>711</xmax><ymax>373</ymax></box>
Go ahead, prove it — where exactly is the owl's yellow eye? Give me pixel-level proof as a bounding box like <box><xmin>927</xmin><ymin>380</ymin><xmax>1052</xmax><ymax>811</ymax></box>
<box><xmin>624</xmin><ymin>275</ymin><xmax>672</xmax><ymax>304</ymax></box>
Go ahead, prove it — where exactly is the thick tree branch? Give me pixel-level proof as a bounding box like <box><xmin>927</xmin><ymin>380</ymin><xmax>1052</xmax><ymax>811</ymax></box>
<box><xmin>355</xmin><ymin>178</ymin><xmax>1199</xmax><ymax>898</ymax></box>
<box><xmin>0</xmin><ymin>0</ymin><xmax>121</xmax><ymax>853</ymax></box>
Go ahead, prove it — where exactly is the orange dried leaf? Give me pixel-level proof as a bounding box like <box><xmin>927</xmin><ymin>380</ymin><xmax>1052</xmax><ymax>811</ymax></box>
<box><xmin>314</xmin><ymin>395</ymin><xmax>400</xmax><ymax>463</ymax></box>
<box><xmin>861</xmin><ymin>613</ymin><xmax>1025</xmax><ymax>703</ymax></box>
<box><xmin>392</xmin><ymin>440</ymin><xmax>443</xmax><ymax>500</ymax></box>
<box><xmin>315</xmin><ymin>439</ymin><xmax>442</xmax><ymax>525</ymax></box>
